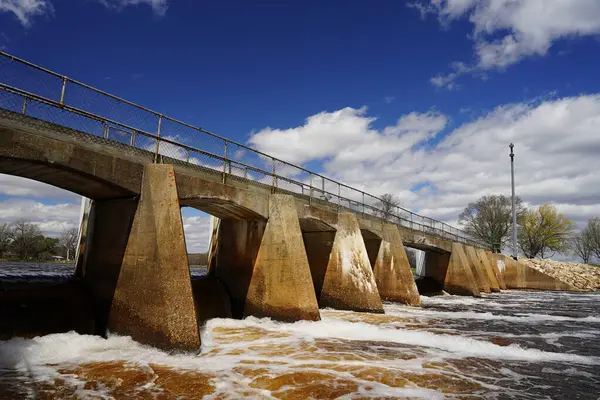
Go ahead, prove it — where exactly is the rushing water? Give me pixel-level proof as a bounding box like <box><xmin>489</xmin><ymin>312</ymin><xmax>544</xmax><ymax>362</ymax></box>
<box><xmin>1</xmin><ymin>263</ymin><xmax>599</xmax><ymax>399</ymax></box>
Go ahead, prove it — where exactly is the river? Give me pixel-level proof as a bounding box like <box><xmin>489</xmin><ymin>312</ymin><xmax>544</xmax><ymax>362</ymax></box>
<box><xmin>0</xmin><ymin>262</ymin><xmax>599</xmax><ymax>399</ymax></box>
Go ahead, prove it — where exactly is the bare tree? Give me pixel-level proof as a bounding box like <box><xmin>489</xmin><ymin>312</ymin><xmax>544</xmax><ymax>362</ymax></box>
<box><xmin>376</xmin><ymin>194</ymin><xmax>402</xmax><ymax>222</ymax></box>
<box><xmin>60</xmin><ymin>227</ymin><xmax>79</xmax><ymax>261</ymax></box>
<box><xmin>9</xmin><ymin>219</ymin><xmax>42</xmax><ymax>259</ymax></box>
<box><xmin>0</xmin><ymin>223</ymin><xmax>12</xmax><ymax>257</ymax></box>
<box><xmin>458</xmin><ymin>195</ymin><xmax>524</xmax><ymax>253</ymax></box>
<box><xmin>571</xmin><ymin>230</ymin><xmax>594</xmax><ymax>264</ymax></box>
<box><xmin>587</xmin><ymin>217</ymin><xmax>600</xmax><ymax>260</ymax></box>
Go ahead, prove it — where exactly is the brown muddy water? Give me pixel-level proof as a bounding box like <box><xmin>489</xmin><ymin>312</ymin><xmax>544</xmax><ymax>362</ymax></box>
<box><xmin>0</xmin><ymin>262</ymin><xmax>599</xmax><ymax>399</ymax></box>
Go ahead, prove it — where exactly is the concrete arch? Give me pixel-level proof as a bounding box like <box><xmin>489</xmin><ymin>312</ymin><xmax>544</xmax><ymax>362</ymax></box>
<box><xmin>0</xmin><ymin>156</ymin><xmax>137</xmax><ymax>200</ymax></box>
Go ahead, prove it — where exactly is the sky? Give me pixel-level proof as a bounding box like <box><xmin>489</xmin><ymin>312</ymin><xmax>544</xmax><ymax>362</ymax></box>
<box><xmin>1</xmin><ymin>0</ymin><xmax>600</xmax><ymax>255</ymax></box>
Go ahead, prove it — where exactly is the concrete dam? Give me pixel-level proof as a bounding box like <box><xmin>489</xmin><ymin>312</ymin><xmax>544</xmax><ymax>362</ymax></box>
<box><xmin>0</xmin><ymin>51</ymin><xmax>575</xmax><ymax>351</ymax></box>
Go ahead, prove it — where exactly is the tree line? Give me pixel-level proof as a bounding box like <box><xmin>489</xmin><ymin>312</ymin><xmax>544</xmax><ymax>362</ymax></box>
<box><xmin>0</xmin><ymin>220</ymin><xmax>78</xmax><ymax>261</ymax></box>
<box><xmin>458</xmin><ymin>195</ymin><xmax>597</xmax><ymax>263</ymax></box>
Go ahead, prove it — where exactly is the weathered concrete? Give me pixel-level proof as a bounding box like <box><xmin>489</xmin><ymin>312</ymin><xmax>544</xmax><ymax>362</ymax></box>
<box><xmin>422</xmin><ymin>250</ymin><xmax>450</xmax><ymax>291</ymax></box>
<box><xmin>476</xmin><ymin>248</ymin><xmax>501</xmax><ymax>292</ymax></box>
<box><xmin>497</xmin><ymin>254</ymin><xmax>578</xmax><ymax>291</ymax></box>
<box><xmin>214</xmin><ymin>195</ymin><xmax>320</xmax><ymax>322</ymax></box>
<box><xmin>108</xmin><ymin>164</ymin><xmax>200</xmax><ymax>351</ymax></box>
<box><xmin>464</xmin><ymin>245</ymin><xmax>491</xmax><ymax>293</ymax></box>
<box><xmin>444</xmin><ymin>244</ymin><xmax>481</xmax><ymax>297</ymax></box>
<box><xmin>191</xmin><ymin>277</ymin><xmax>232</xmax><ymax>325</ymax></box>
<box><xmin>79</xmin><ymin>197</ymin><xmax>138</xmax><ymax>337</ymax></box>
<box><xmin>308</xmin><ymin>213</ymin><xmax>384</xmax><ymax>312</ymax></box>
<box><xmin>485</xmin><ymin>251</ymin><xmax>507</xmax><ymax>290</ymax></box>
<box><xmin>372</xmin><ymin>224</ymin><xmax>421</xmax><ymax>306</ymax></box>
<box><xmin>244</xmin><ymin>195</ymin><xmax>321</xmax><ymax>321</ymax></box>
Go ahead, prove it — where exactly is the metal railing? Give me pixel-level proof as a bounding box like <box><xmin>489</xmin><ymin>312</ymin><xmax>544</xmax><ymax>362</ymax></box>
<box><xmin>0</xmin><ymin>51</ymin><xmax>481</xmax><ymax>246</ymax></box>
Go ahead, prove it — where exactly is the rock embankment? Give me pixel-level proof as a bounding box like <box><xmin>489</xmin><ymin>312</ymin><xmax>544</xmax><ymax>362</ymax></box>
<box><xmin>518</xmin><ymin>258</ymin><xmax>600</xmax><ymax>291</ymax></box>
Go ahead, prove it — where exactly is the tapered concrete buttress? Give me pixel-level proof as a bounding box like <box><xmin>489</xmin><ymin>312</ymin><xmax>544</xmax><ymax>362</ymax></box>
<box><xmin>243</xmin><ymin>195</ymin><xmax>321</xmax><ymax>321</ymax></box>
<box><xmin>476</xmin><ymin>248</ymin><xmax>500</xmax><ymax>292</ymax></box>
<box><xmin>314</xmin><ymin>213</ymin><xmax>384</xmax><ymax>313</ymax></box>
<box><xmin>498</xmin><ymin>254</ymin><xmax>577</xmax><ymax>291</ymax></box>
<box><xmin>485</xmin><ymin>251</ymin><xmax>506</xmax><ymax>290</ymax></box>
<box><xmin>464</xmin><ymin>246</ymin><xmax>491</xmax><ymax>293</ymax></box>
<box><xmin>373</xmin><ymin>224</ymin><xmax>421</xmax><ymax>306</ymax></box>
<box><xmin>108</xmin><ymin>164</ymin><xmax>200</xmax><ymax>351</ymax></box>
<box><xmin>444</xmin><ymin>243</ymin><xmax>480</xmax><ymax>297</ymax></box>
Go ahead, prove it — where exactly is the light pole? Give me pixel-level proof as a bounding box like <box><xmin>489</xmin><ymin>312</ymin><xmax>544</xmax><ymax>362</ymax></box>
<box><xmin>509</xmin><ymin>143</ymin><xmax>517</xmax><ymax>260</ymax></box>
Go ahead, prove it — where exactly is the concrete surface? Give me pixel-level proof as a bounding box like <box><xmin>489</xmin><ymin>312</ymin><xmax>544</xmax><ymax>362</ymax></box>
<box><xmin>108</xmin><ymin>164</ymin><xmax>201</xmax><ymax>351</ymax></box>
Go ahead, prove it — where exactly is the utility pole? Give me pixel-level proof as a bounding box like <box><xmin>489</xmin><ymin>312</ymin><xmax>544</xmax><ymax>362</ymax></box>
<box><xmin>509</xmin><ymin>143</ymin><xmax>517</xmax><ymax>260</ymax></box>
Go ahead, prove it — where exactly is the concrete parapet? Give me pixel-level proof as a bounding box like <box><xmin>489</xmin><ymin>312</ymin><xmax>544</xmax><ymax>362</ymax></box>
<box><xmin>108</xmin><ymin>164</ymin><xmax>200</xmax><ymax>351</ymax></box>
<box><xmin>464</xmin><ymin>246</ymin><xmax>491</xmax><ymax>293</ymax></box>
<box><xmin>305</xmin><ymin>213</ymin><xmax>384</xmax><ymax>313</ymax></box>
<box><xmin>485</xmin><ymin>251</ymin><xmax>507</xmax><ymax>289</ymax></box>
<box><xmin>372</xmin><ymin>224</ymin><xmax>421</xmax><ymax>306</ymax></box>
<box><xmin>444</xmin><ymin>243</ymin><xmax>480</xmax><ymax>297</ymax></box>
<box><xmin>476</xmin><ymin>248</ymin><xmax>501</xmax><ymax>292</ymax></box>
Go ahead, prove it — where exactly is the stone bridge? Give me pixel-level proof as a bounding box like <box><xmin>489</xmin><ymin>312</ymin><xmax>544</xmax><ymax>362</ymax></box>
<box><xmin>0</xmin><ymin>109</ymin><xmax>503</xmax><ymax>350</ymax></box>
<box><xmin>0</xmin><ymin>51</ymin><xmax>575</xmax><ymax>352</ymax></box>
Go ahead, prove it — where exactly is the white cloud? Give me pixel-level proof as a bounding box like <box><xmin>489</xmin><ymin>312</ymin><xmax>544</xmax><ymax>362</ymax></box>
<box><xmin>182</xmin><ymin>214</ymin><xmax>212</xmax><ymax>253</ymax></box>
<box><xmin>248</xmin><ymin>106</ymin><xmax>447</xmax><ymax>165</ymax></box>
<box><xmin>96</xmin><ymin>0</ymin><xmax>168</xmax><ymax>16</ymax></box>
<box><xmin>413</xmin><ymin>0</ymin><xmax>600</xmax><ymax>88</ymax></box>
<box><xmin>247</xmin><ymin>94</ymin><xmax>600</xmax><ymax>235</ymax></box>
<box><xmin>0</xmin><ymin>0</ymin><xmax>52</xmax><ymax>27</ymax></box>
<box><xmin>0</xmin><ymin>174</ymin><xmax>80</xmax><ymax>200</ymax></box>
<box><xmin>0</xmin><ymin>198</ymin><xmax>80</xmax><ymax>236</ymax></box>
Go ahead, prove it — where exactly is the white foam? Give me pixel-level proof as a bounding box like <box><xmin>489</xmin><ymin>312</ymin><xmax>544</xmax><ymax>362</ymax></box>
<box><xmin>386</xmin><ymin>305</ymin><xmax>600</xmax><ymax>323</ymax></box>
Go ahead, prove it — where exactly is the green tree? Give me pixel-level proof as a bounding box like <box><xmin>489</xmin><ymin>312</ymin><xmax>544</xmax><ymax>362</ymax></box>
<box><xmin>518</xmin><ymin>204</ymin><xmax>574</xmax><ymax>258</ymax></box>
<box><xmin>458</xmin><ymin>195</ymin><xmax>524</xmax><ymax>253</ymax></box>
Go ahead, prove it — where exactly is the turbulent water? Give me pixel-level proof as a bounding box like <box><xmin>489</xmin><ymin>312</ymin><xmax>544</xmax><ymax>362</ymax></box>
<box><xmin>1</xmin><ymin>263</ymin><xmax>599</xmax><ymax>399</ymax></box>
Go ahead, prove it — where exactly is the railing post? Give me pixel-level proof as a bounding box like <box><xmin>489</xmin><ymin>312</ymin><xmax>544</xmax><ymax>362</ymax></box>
<box><xmin>103</xmin><ymin>122</ymin><xmax>109</xmax><ymax>139</ymax></box>
<box><xmin>130</xmin><ymin>130</ymin><xmax>137</xmax><ymax>146</ymax></box>
<box><xmin>185</xmin><ymin>149</ymin><xmax>190</xmax><ymax>164</ymax></box>
<box><xmin>59</xmin><ymin>77</ymin><xmax>67</xmax><ymax>106</ymax></box>
<box><xmin>362</xmin><ymin>192</ymin><xmax>365</xmax><ymax>216</ymax></box>
<box><xmin>271</xmin><ymin>159</ymin><xmax>276</xmax><ymax>193</ymax></box>
<box><xmin>337</xmin><ymin>184</ymin><xmax>341</xmax><ymax>211</ymax></box>
<box><xmin>154</xmin><ymin>115</ymin><xmax>163</xmax><ymax>164</ymax></box>
<box><xmin>309</xmin><ymin>173</ymin><xmax>313</xmax><ymax>206</ymax></box>
<box><xmin>21</xmin><ymin>97</ymin><xmax>28</xmax><ymax>115</ymax></box>
<box><xmin>244</xmin><ymin>167</ymin><xmax>248</xmax><ymax>180</ymax></box>
<box><xmin>222</xmin><ymin>140</ymin><xmax>228</xmax><ymax>184</ymax></box>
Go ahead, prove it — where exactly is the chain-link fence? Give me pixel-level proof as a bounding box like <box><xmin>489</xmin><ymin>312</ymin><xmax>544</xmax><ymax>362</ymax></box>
<box><xmin>0</xmin><ymin>51</ymin><xmax>483</xmax><ymax>247</ymax></box>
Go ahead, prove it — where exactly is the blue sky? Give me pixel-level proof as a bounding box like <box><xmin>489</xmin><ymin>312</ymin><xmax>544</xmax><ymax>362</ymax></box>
<box><xmin>1</xmin><ymin>0</ymin><xmax>600</xmax><ymax>256</ymax></box>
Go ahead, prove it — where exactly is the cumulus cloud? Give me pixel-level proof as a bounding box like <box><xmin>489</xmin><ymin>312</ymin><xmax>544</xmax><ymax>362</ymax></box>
<box><xmin>182</xmin><ymin>213</ymin><xmax>212</xmax><ymax>253</ymax></box>
<box><xmin>412</xmin><ymin>0</ymin><xmax>600</xmax><ymax>88</ymax></box>
<box><xmin>248</xmin><ymin>106</ymin><xmax>447</xmax><ymax>165</ymax></box>
<box><xmin>0</xmin><ymin>0</ymin><xmax>53</xmax><ymax>27</ymax></box>
<box><xmin>0</xmin><ymin>198</ymin><xmax>81</xmax><ymax>236</ymax></box>
<box><xmin>0</xmin><ymin>174</ymin><xmax>80</xmax><ymax>200</ymax></box>
<box><xmin>247</xmin><ymin>94</ymin><xmax>600</xmax><ymax>231</ymax></box>
<box><xmin>95</xmin><ymin>0</ymin><xmax>168</xmax><ymax>16</ymax></box>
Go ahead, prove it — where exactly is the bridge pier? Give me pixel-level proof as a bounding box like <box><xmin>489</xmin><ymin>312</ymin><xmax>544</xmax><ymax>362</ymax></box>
<box><xmin>214</xmin><ymin>195</ymin><xmax>321</xmax><ymax>322</ymax></box>
<box><xmin>425</xmin><ymin>243</ymin><xmax>480</xmax><ymax>297</ymax></box>
<box><xmin>81</xmin><ymin>164</ymin><xmax>201</xmax><ymax>351</ymax></box>
<box><xmin>485</xmin><ymin>251</ymin><xmax>507</xmax><ymax>289</ymax></box>
<box><xmin>304</xmin><ymin>213</ymin><xmax>383</xmax><ymax>313</ymax></box>
<box><xmin>371</xmin><ymin>224</ymin><xmax>421</xmax><ymax>306</ymax></box>
<box><xmin>464</xmin><ymin>245</ymin><xmax>491</xmax><ymax>293</ymax></box>
<box><xmin>476</xmin><ymin>248</ymin><xmax>501</xmax><ymax>292</ymax></box>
